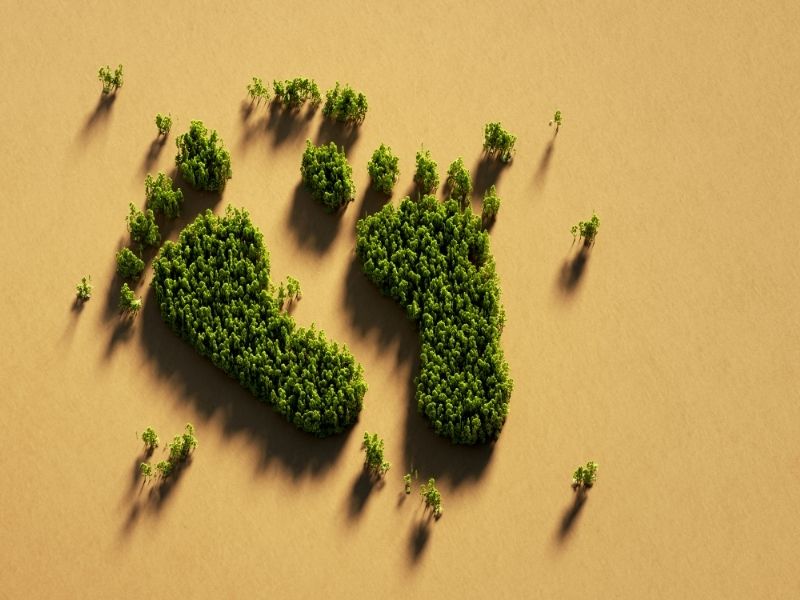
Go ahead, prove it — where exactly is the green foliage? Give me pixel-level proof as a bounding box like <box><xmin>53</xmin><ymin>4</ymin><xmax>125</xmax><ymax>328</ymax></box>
<box><xmin>175</xmin><ymin>120</ymin><xmax>232</xmax><ymax>192</ymax></box>
<box><xmin>300</xmin><ymin>140</ymin><xmax>355</xmax><ymax>211</ymax></box>
<box><xmin>362</xmin><ymin>432</ymin><xmax>390</xmax><ymax>477</ymax></box>
<box><xmin>98</xmin><ymin>64</ymin><xmax>123</xmax><ymax>94</ymax></box>
<box><xmin>126</xmin><ymin>203</ymin><xmax>160</xmax><ymax>248</ymax></box>
<box><xmin>145</xmin><ymin>172</ymin><xmax>184</xmax><ymax>219</ymax></box>
<box><xmin>549</xmin><ymin>110</ymin><xmax>564</xmax><ymax>132</ymax></box>
<box><xmin>141</xmin><ymin>427</ymin><xmax>159</xmax><ymax>449</ymax></box>
<box><xmin>483</xmin><ymin>122</ymin><xmax>516</xmax><ymax>163</ymax></box>
<box><xmin>403</xmin><ymin>470</ymin><xmax>417</xmax><ymax>494</ymax></box>
<box><xmin>118</xmin><ymin>282</ymin><xmax>142</xmax><ymax>316</ymax></box>
<box><xmin>155</xmin><ymin>113</ymin><xmax>172</xmax><ymax>136</ymax></box>
<box><xmin>322</xmin><ymin>82</ymin><xmax>368</xmax><ymax>124</ymax></box>
<box><xmin>76</xmin><ymin>276</ymin><xmax>93</xmax><ymax>301</ymax></box>
<box><xmin>116</xmin><ymin>247</ymin><xmax>145</xmax><ymax>280</ymax></box>
<box><xmin>482</xmin><ymin>185</ymin><xmax>501</xmax><ymax>222</ymax></box>
<box><xmin>139</xmin><ymin>462</ymin><xmax>153</xmax><ymax>480</ymax></box>
<box><xmin>286</xmin><ymin>276</ymin><xmax>301</xmax><ymax>302</ymax></box>
<box><xmin>356</xmin><ymin>196</ymin><xmax>512</xmax><ymax>444</ymax></box>
<box><xmin>446</xmin><ymin>157</ymin><xmax>472</xmax><ymax>206</ymax></box>
<box><xmin>247</xmin><ymin>77</ymin><xmax>270</xmax><ymax>104</ymax></box>
<box><xmin>156</xmin><ymin>460</ymin><xmax>173</xmax><ymax>478</ymax></box>
<box><xmin>572</xmin><ymin>461</ymin><xmax>598</xmax><ymax>489</ymax></box>
<box><xmin>413</xmin><ymin>149</ymin><xmax>439</xmax><ymax>194</ymax></box>
<box><xmin>273</xmin><ymin>77</ymin><xmax>321</xmax><ymax>108</ymax></box>
<box><xmin>367</xmin><ymin>144</ymin><xmax>399</xmax><ymax>195</ymax></box>
<box><xmin>168</xmin><ymin>423</ymin><xmax>198</xmax><ymax>462</ymax></box>
<box><xmin>570</xmin><ymin>212</ymin><xmax>600</xmax><ymax>246</ymax></box>
<box><xmin>152</xmin><ymin>207</ymin><xmax>367</xmax><ymax>436</ymax></box>
<box><xmin>420</xmin><ymin>478</ymin><xmax>443</xmax><ymax>518</ymax></box>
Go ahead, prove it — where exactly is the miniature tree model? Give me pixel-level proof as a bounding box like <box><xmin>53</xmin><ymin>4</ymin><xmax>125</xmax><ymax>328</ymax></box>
<box><xmin>362</xmin><ymin>432</ymin><xmax>390</xmax><ymax>477</ymax></box>
<box><xmin>247</xmin><ymin>77</ymin><xmax>270</xmax><ymax>105</ymax></box>
<box><xmin>420</xmin><ymin>478</ymin><xmax>443</xmax><ymax>518</ymax></box>
<box><xmin>403</xmin><ymin>473</ymin><xmax>413</xmax><ymax>494</ymax></box>
<box><xmin>145</xmin><ymin>172</ymin><xmax>184</xmax><ymax>219</ymax></box>
<box><xmin>322</xmin><ymin>82</ymin><xmax>368</xmax><ymax>124</ymax></box>
<box><xmin>413</xmin><ymin>149</ymin><xmax>439</xmax><ymax>194</ymax></box>
<box><xmin>272</xmin><ymin>77</ymin><xmax>321</xmax><ymax>108</ymax></box>
<box><xmin>126</xmin><ymin>203</ymin><xmax>160</xmax><ymax>248</ymax></box>
<box><xmin>572</xmin><ymin>461</ymin><xmax>598</xmax><ymax>491</ymax></box>
<box><xmin>549</xmin><ymin>110</ymin><xmax>564</xmax><ymax>133</ymax></box>
<box><xmin>156</xmin><ymin>460</ymin><xmax>173</xmax><ymax>478</ymax></box>
<box><xmin>116</xmin><ymin>247</ymin><xmax>145</xmax><ymax>280</ymax></box>
<box><xmin>367</xmin><ymin>144</ymin><xmax>400</xmax><ymax>195</ymax></box>
<box><xmin>139</xmin><ymin>462</ymin><xmax>153</xmax><ymax>481</ymax></box>
<box><xmin>75</xmin><ymin>276</ymin><xmax>93</xmax><ymax>301</ymax></box>
<box><xmin>168</xmin><ymin>423</ymin><xmax>198</xmax><ymax>463</ymax></box>
<box><xmin>570</xmin><ymin>212</ymin><xmax>600</xmax><ymax>247</ymax></box>
<box><xmin>155</xmin><ymin>113</ymin><xmax>172</xmax><ymax>136</ymax></box>
<box><xmin>482</xmin><ymin>185</ymin><xmax>501</xmax><ymax>223</ymax></box>
<box><xmin>118</xmin><ymin>283</ymin><xmax>142</xmax><ymax>316</ymax></box>
<box><xmin>300</xmin><ymin>140</ymin><xmax>356</xmax><ymax>211</ymax></box>
<box><xmin>286</xmin><ymin>276</ymin><xmax>302</xmax><ymax>302</ymax></box>
<box><xmin>175</xmin><ymin>120</ymin><xmax>232</xmax><ymax>192</ymax></box>
<box><xmin>483</xmin><ymin>122</ymin><xmax>516</xmax><ymax>163</ymax></box>
<box><xmin>446</xmin><ymin>157</ymin><xmax>472</xmax><ymax>207</ymax></box>
<box><xmin>141</xmin><ymin>427</ymin><xmax>159</xmax><ymax>450</ymax></box>
<box><xmin>98</xmin><ymin>64</ymin><xmax>124</xmax><ymax>94</ymax></box>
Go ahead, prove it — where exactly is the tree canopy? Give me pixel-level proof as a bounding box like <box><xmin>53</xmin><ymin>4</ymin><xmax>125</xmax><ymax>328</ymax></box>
<box><xmin>116</xmin><ymin>247</ymin><xmax>145</xmax><ymax>280</ymax></box>
<box><xmin>145</xmin><ymin>172</ymin><xmax>184</xmax><ymax>219</ymax></box>
<box><xmin>175</xmin><ymin>120</ymin><xmax>232</xmax><ymax>192</ymax></box>
<box><xmin>98</xmin><ymin>64</ymin><xmax>123</xmax><ymax>94</ymax></box>
<box><xmin>445</xmin><ymin>157</ymin><xmax>472</xmax><ymax>207</ymax></box>
<box><xmin>367</xmin><ymin>144</ymin><xmax>400</xmax><ymax>195</ymax></box>
<box><xmin>300</xmin><ymin>140</ymin><xmax>355</xmax><ymax>211</ymax></box>
<box><xmin>126</xmin><ymin>203</ymin><xmax>160</xmax><ymax>248</ymax></box>
<box><xmin>483</xmin><ymin>122</ymin><xmax>516</xmax><ymax>163</ymax></box>
<box><xmin>273</xmin><ymin>78</ymin><xmax>321</xmax><ymax>108</ymax></box>
<box><xmin>414</xmin><ymin>149</ymin><xmax>439</xmax><ymax>195</ymax></box>
<box><xmin>322</xmin><ymin>82</ymin><xmax>368</xmax><ymax>124</ymax></box>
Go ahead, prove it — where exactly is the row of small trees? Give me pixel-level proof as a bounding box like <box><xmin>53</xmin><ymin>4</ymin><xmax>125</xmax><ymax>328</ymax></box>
<box><xmin>246</xmin><ymin>77</ymin><xmax>367</xmax><ymax>123</ymax></box>
<box><xmin>139</xmin><ymin>424</ymin><xmax>198</xmax><ymax>481</ymax></box>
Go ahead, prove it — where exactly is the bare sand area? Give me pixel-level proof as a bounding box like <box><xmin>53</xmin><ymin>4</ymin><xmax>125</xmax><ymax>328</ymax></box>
<box><xmin>1</xmin><ymin>1</ymin><xmax>799</xmax><ymax>597</ymax></box>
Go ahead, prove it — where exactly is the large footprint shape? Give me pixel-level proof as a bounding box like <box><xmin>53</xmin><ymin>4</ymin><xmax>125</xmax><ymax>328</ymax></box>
<box><xmin>355</xmin><ymin>195</ymin><xmax>512</xmax><ymax>444</ymax></box>
<box><xmin>152</xmin><ymin>206</ymin><xmax>366</xmax><ymax>436</ymax></box>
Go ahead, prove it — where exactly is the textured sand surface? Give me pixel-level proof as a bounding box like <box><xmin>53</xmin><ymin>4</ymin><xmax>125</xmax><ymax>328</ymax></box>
<box><xmin>1</xmin><ymin>1</ymin><xmax>799</xmax><ymax>598</ymax></box>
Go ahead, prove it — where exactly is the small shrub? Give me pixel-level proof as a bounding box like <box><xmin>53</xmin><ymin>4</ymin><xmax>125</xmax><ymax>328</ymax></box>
<box><xmin>420</xmin><ymin>478</ymin><xmax>442</xmax><ymax>518</ymax></box>
<box><xmin>286</xmin><ymin>276</ymin><xmax>302</xmax><ymax>302</ymax></box>
<box><xmin>403</xmin><ymin>470</ymin><xmax>417</xmax><ymax>494</ymax></box>
<box><xmin>362</xmin><ymin>432</ymin><xmax>390</xmax><ymax>477</ymax></box>
<box><xmin>483</xmin><ymin>122</ymin><xmax>516</xmax><ymax>163</ymax></box>
<box><xmin>549</xmin><ymin>110</ymin><xmax>564</xmax><ymax>133</ymax></box>
<box><xmin>414</xmin><ymin>149</ymin><xmax>439</xmax><ymax>194</ymax></box>
<box><xmin>119</xmin><ymin>282</ymin><xmax>142</xmax><ymax>316</ymax></box>
<box><xmin>273</xmin><ymin>77</ymin><xmax>321</xmax><ymax>108</ymax></box>
<box><xmin>139</xmin><ymin>462</ymin><xmax>153</xmax><ymax>480</ymax></box>
<box><xmin>168</xmin><ymin>423</ymin><xmax>198</xmax><ymax>463</ymax></box>
<box><xmin>322</xmin><ymin>82</ymin><xmax>368</xmax><ymax>124</ymax></box>
<box><xmin>126</xmin><ymin>203</ymin><xmax>160</xmax><ymax>248</ymax></box>
<box><xmin>155</xmin><ymin>460</ymin><xmax>173</xmax><ymax>478</ymax></box>
<box><xmin>98</xmin><ymin>64</ymin><xmax>124</xmax><ymax>94</ymax></box>
<box><xmin>482</xmin><ymin>185</ymin><xmax>501</xmax><ymax>222</ymax></box>
<box><xmin>247</xmin><ymin>77</ymin><xmax>270</xmax><ymax>105</ymax></box>
<box><xmin>367</xmin><ymin>144</ymin><xmax>399</xmax><ymax>195</ymax></box>
<box><xmin>155</xmin><ymin>113</ymin><xmax>172</xmax><ymax>136</ymax></box>
<box><xmin>145</xmin><ymin>172</ymin><xmax>184</xmax><ymax>219</ymax></box>
<box><xmin>300</xmin><ymin>140</ymin><xmax>355</xmax><ymax>211</ymax></box>
<box><xmin>116</xmin><ymin>247</ymin><xmax>145</xmax><ymax>280</ymax></box>
<box><xmin>570</xmin><ymin>212</ymin><xmax>600</xmax><ymax>246</ymax></box>
<box><xmin>141</xmin><ymin>427</ymin><xmax>159</xmax><ymax>449</ymax></box>
<box><xmin>446</xmin><ymin>157</ymin><xmax>472</xmax><ymax>206</ymax></box>
<box><xmin>175</xmin><ymin>120</ymin><xmax>232</xmax><ymax>192</ymax></box>
<box><xmin>572</xmin><ymin>461</ymin><xmax>598</xmax><ymax>490</ymax></box>
<box><xmin>75</xmin><ymin>276</ymin><xmax>93</xmax><ymax>301</ymax></box>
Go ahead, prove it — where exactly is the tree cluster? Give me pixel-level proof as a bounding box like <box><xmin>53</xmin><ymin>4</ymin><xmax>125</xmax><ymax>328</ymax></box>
<box><xmin>247</xmin><ymin>77</ymin><xmax>270</xmax><ymax>105</ymax></box>
<box><xmin>481</xmin><ymin>185</ymin><xmax>501</xmax><ymax>223</ymax></box>
<box><xmin>362</xmin><ymin>431</ymin><xmax>390</xmax><ymax>477</ymax></box>
<box><xmin>367</xmin><ymin>144</ymin><xmax>399</xmax><ymax>195</ymax></box>
<box><xmin>119</xmin><ymin>282</ymin><xmax>142</xmax><ymax>316</ymax></box>
<box><xmin>322</xmin><ymin>82</ymin><xmax>368</xmax><ymax>124</ymax></box>
<box><xmin>420</xmin><ymin>477</ymin><xmax>443</xmax><ymax>518</ymax></box>
<box><xmin>116</xmin><ymin>247</ymin><xmax>145</xmax><ymax>280</ymax></box>
<box><xmin>146</xmin><ymin>171</ymin><xmax>184</xmax><ymax>219</ymax></box>
<box><xmin>446</xmin><ymin>157</ymin><xmax>472</xmax><ymax>207</ymax></box>
<box><xmin>175</xmin><ymin>120</ymin><xmax>232</xmax><ymax>192</ymax></box>
<box><xmin>300</xmin><ymin>140</ymin><xmax>355</xmax><ymax>211</ymax></box>
<box><xmin>140</xmin><ymin>424</ymin><xmax>198</xmax><ymax>481</ymax></box>
<box><xmin>127</xmin><ymin>203</ymin><xmax>160</xmax><ymax>248</ymax></box>
<box><xmin>151</xmin><ymin>207</ymin><xmax>367</xmax><ymax>436</ymax></box>
<box><xmin>572</xmin><ymin>461</ymin><xmax>598</xmax><ymax>490</ymax></box>
<box><xmin>155</xmin><ymin>113</ymin><xmax>172</xmax><ymax>136</ymax></box>
<box><xmin>414</xmin><ymin>149</ymin><xmax>439</xmax><ymax>194</ymax></box>
<box><xmin>571</xmin><ymin>212</ymin><xmax>600</xmax><ymax>246</ymax></box>
<box><xmin>273</xmin><ymin>77</ymin><xmax>322</xmax><ymax>108</ymax></box>
<box><xmin>355</xmin><ymin>196</ymin><xmax>513</xmax><ymax>444</ymax></box>
<box><xmin>98</xmin><ymin>64</ymin><xmax>124</xmax><ymax>94</ymax></box>
<box><xmin>483</xmin><ymin>122</ymin><xmax>516</xmax><ymax>163</ymax></box>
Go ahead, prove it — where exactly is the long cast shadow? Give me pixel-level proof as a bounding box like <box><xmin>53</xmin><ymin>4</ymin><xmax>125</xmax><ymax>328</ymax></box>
<box><xmin>533</xmin><ymin>139</ymin><xmax>555</xmax><ymax>189</ymax></box>
<box><xmin>285</xmin><ymin>182</ymin><xmax>343</xmax><ymax>254</ymax></box>
<box><xmin>346</xmin><ymin>468</ymin><xmax>384</xmax><ymax>521</ymax></box>
<box><xmin>314</xmin><ymin>119</ymin><xmax>361</xmax><ymax>151</ymax></box>
<box><xmin>556</xmin><ymin>488</ymin><xmax>588</xmax><ymax>543</ymax></box>
<box><xmin>266</xmin><ymin>102</ymin><xmax>316</xmax><ymax>147</ymax></box>
<box><xmin>409</xmin><ymin>511</ymin><xmax>434</xmax><ymax>563</ymax></box>
<box><xmin>557</xmin><ymin>242</ymin><xmax>592</xmax><ymax>295</ymax></box>
<box><xmin>141</xmin><ymin>136</ymin><xmax>168</xmax><ymax>174</ymax></box>
<box><xmin>80</xmin><ymin>94</ymin><xmax>117</xmax><ymax>140</ymax></box>
<box><xmin>471</xmin><ymin>155</ymin><xmax>508</xmax><ymax>210</ymax></box>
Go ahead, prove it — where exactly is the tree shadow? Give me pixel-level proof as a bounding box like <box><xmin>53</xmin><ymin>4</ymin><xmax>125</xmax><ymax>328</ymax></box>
<box><xmin>557</xmin><ymin>242</ymin><xmax>592</xmax><ymax>295</ymax></box>
<box><xmin>285</xmin><ymin>181</ymin><xmax>343</xmax><ymax>254</ymax></box>
<box><xmin>533</xmin><ymin>139</ymin><xmax>556</xmax><ymax>189</ymax></box>
<box><xmin>471</xmin><ymin>155</ymin><xmax>507</xmax><ymax>207</ymax></box>
<box><xmin>346</xmin><ymin>468</ymin><xmax>384</xmax><ymax>521</ymax></box>
<box><xmin>141</xmin><ymin>136</ymin><xmax>168</xmax><ymax>174</ymax></box>
<box><xmin>314</xmin><ymin>119</ymin><xmax>361</xmax><ymax>151</ymax></box>
<box><xmin>80</xmin><ymin>94</ymin><xmax>117</xmax><ymax>140</ymax></box>
<box><xmin>357</xmin><ymin>184</ymin><xmax>390</xmax><ymax>220</ymax></box>
<box><xmin>408</xmin><ymin>511</ymin><xmax>434</xmax><ymax>563</ymax></box>
<box><xmin>555</xmin><ymin>487</ymin><xmax>588</xmax><ymax>543</ymax></box>
<box><xmin>266</xmin><ymin>102</ymin><xmax>316</xmax><ymax>147</ymax></box>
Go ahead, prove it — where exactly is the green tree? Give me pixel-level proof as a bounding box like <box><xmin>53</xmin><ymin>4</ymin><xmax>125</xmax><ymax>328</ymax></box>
<box><xmin>414</xmin><ymin>149</ymin><xmax>439</xmax><ymax>194</ymax></box>
<box><xmin>362</xmin><ymin>432</ymin><xmax>390</xmax><ymax>477</ymax></box>
<box><xmin>572</xmin><ymin>461</ymin><xmax>598</xmax><ymax>490</ymax></box>
<box><xmin>155</xmin><ymin>460</ymin><xmax>173</xmax><ymax>478</ymax></box>
<box><xmin>483</xmin><ymin>122</ymin><xmax>516</xmax><ymax>163</ymax></box>
<box><xmin>549</xmin><ymin>110</ymin><xmax>564</xmax><ymax>133</ymax></box>
<box><xmin>126</xmin><ymin>203</ymin><xmax>160</xmax><ymax>248</ymax></box>
<box><xmin>286</xmin><ymin>276</ymin><xmax>302</xmax><ymax>302</ymax></box>
<box><xmin>481</xmin><ymin>185</ymin><xmax>501</xmax><ymax>222</ymax></box>
<box><xmin>75</xmin><ymin>276</ymin><xmax>93</xmax><ymax>301</ymax></box>
<box><xmin>570</xmin><ymin>212</ymin><xmax>600</xmax><ymax>246</ymax></box>
<box><xmin>116</xmin><ymin>247</ymin><xmax>145</xmax><ymax>280</ymax></box>
<box><xmin>139</xmin><ymin>462</ymin><xmax>153</xmax><ymax>481</ymax></box>
<box><xmin>119</xmin><ymin>282</ymin><xmax>142</xmax><ymax>316</ymax></box>
<box><xmin>446</xmin><ymin>157</ymin><xmax>472</xmax><ymax>207</ymax></box>
<box><xmin>175</xmin><ymin>120</ymin><xmax>232</xmax><ymax>192</ymax></box>
<box><xmin>300</xmin><ymin>140</ymin><xmax>355</xmax><ymax>211</ymax></box>
<box><xmin>141</xmin><ymin>427</ymin><xmax>159</xmax><ymax>449</ymax></box>
<box><xmin>155</xmin><ymin>113</ymin><xmax>172</xmax><ymax>136</ymax></box>
<box><xmin>367</xmin><ymin>144</ymin><xmax>399</xmax><ymax>195</ymax></box>
<box><xmin>420</xmin><ymin>477</ymin><xmax>443</xmax><ymax>518</ymax></box>
<box><xmin>145</xmin><ymin>172</ymin><xmax>184</xmax><ymax>219</ymax></box>
<box><xmin>168</xmin><ymin>423</ymin><xmax>198</xmax><ymax>463</ymax></box>
<box><xmin>403</xmin><ymin>470</ymin><xmax>417</xmax><ymax>494</ymax></box>
<box><xmin>247</xmin><ymin>77</ymin><xmax>270</xmax><ymax>105</ymax></box>
<box><xmin>272</xmin><ymin>78</ymin><xmax>321</xmax><ymax>108</ymax></box>
<box><xmin>322</xmin><ymin>82</ymin><xmax>368</xmax><ymax>124</ymax></box>
<box><xmin>98</xmin><ymin>64</ymin><xmax>124</xmax><ymax>94</ymax></box>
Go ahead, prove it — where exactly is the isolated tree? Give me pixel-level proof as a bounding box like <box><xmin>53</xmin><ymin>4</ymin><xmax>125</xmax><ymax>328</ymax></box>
<box><xmin>300</xmin><ymin>140</ymin><xmax>355</xmax><ymax>211</ymax></box>
<box><xmin>549</xmin><ymin>110</ymin><xmax>564</xmax><ymax>133</ymax></box>
<box><xmin>141</xmin><ymin>427</ymin><xmax>159</xmax><ymax>450</ymax></box>
<box><xmin>446</xmin><ymin>157</ymin><xmax>472</xmax><ymax>207</ymax></box>
<box><xmin>126</xmin><ymin>203</ymin><xmax>160</xmax><ymax>248</ymax></box>
<box><xmin>572</xmin><ymin>461</ymin><xmax>598</xmax><ymax>490</ymax></box>
<box><xmin>481</xmin><ymin>185</ymin><xmax>501</xmax><ymax>223</ymax></box>
<box><xmin>403</xmin><ymin>473</ymin><xmax>413</xmax><ymax>494</ymax></box>
<box><xmin>98</xmin><ymin>64</ymin><xmax>124</xmax><ymax>94</ymax></box>
<box><xmin>155</xmin><ymin>113</ymin><xmax>172</xmax><ymax>136</ymax></box>
<box><xmin>116</xmin><ymin>247</ymin><xmax>145</xmax><ymax>280</ymax></box>
<box><xmin>118</xmin><ymin>283</ymin><xmax>142</xmax><ymax>316</ymax></box>
<box><xmin>367</xmin><ymin>144</ymin><xmax>400</xmax><ymax>195</ymax></box>
<box><xmin>272</xmin><ymin>77</ymin><xmax>321</xmax><ymax>108</ymax></box>
<box><xmin>483</xmin><ymin>122</ymin><xmax>516</xmax><ymax>163</ymax></box>
<box><xmin>75</xmin><ymin>276</ymin><xmax>93</xmax><ymax>301</ymax></box>
<box><xmin>156</xmin><ymin>460</ymin><xmax>173</xmax><ymax>478</ymax></box>
<box><xmin>570</xmin><ymin>212</ymin><xmax>600</xmax><ymax>247</ymax></box>
<box><xmin>139</xmin><ymin>462</ymin><xmax>153</xmax><ymax>481</ymax></box>
<box><xmin>414</xmin><ymin>149</ymin><xmax>439</xmax><ymax>194</ymax></box>
<box><xmin>362</xmin><ymin>431</ymin><xmax>390</xmax><ymax>477</ymax></box>
<box><xmin>145</xmin><ymin>171</ymin><xmax>184</xmax><ymax>219</ymax></box>
<box><xmin>420</xmin><ymin>477</ymin><xmax>443</xmax><ymax>518</ymax></box>
<box><xmin>247</xmin><ymin>77</ymin><xmax>270</xmax><ymax>105</ymax></box>
<box><xmin>175</xmin><ymin>120</ymin><xmax>232</xmax><ymax>192</ymax></box>
<box><xmin>322</xmin><ymin>82</ymin><xmax>368</xmax><ymax>124</ymax></box>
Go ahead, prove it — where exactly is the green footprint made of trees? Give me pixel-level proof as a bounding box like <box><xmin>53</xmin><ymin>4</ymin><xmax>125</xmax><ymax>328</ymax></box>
<box><xmin>152</xmin><ymin>206</ymin><xmax>367</xmax><ymax>436</ymax></box>
<box><xmin>356</xmin><ymin>196</ymin><xmax>513</xmax><ymax>444</ymax></box>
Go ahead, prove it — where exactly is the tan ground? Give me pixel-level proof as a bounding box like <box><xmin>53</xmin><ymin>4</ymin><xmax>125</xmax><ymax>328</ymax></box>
<box><xmin>1</xmin><ymin>1</ymin><xmax>799</xmax><ymax>598</ymax></box>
